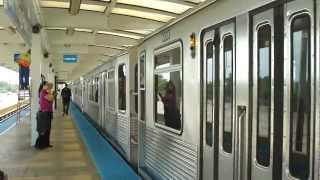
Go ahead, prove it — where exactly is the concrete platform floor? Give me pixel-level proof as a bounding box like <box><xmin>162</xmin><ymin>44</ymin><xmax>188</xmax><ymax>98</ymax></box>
<box><xmin>0</xmin><ymin>109</ymin><xmax>100</xmax><ymax>180</ymax></box>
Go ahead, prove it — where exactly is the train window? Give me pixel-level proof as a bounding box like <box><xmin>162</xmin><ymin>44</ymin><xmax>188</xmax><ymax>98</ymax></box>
<box><xmin>289</xmin><ymin>14</ymin><xmax>311</xmax><ymax>179</ymax></box>
<box><xmin>154</xmin><ymin>42</ymin><xmax>182</xmax><ymax>132</ymax></box>
<box><xmin>89</xmin><ymin>79</ymin><xmax>95</xmax><ymax>102</ymax></box>
<box><xmin>94</xmin><ymin>77</ymin><xmax>99</xmax><ymax>103</ymax></box>
<box><xmin>118</xmin><ymin>64</ymin><xmax>127</xmax><ymax>111</ymax></box>
<box><xmin>140</xmin><ymin>52</ymin><xmax>146</xmax><ymax>88</ymax></box>
<box><xmin>206</xmin><ymin>40</ymin><xmax>214</xmax><ymax>146</ymax></box>
<box><xmin>139</xmin><ymin>52</ymin><xmax>146</xmax><ymax>121</ymax></box>
<box><xmin>155</xmin><ymin>46</ymin><xmax>180</xmax><ymax>69</ymax></box>
<box><xmin>256</xmin><ymin>24</ymin><xmax>271</xmax><ymax>167</ymax></box>
<box><xmin>134</xmin><ymin>64</ymin><xmax>138</xmax><ymax>113</ymax></box>
<box><xmin>108</xmin><ymin>71</ymin><xmax>115</xmax><ymax>109</ymax></box>
<box><xmin>155</xmin><ymin>71</ymin><xmax>182</xmax><ymax>130</ymax></box>
<box><xmin>222</xmin><ymin>35</ymin><xmax>233</xmax><ymax>153</ymax></box>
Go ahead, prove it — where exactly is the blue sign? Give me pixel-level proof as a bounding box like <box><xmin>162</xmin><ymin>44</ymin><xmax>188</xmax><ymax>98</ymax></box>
<box><xmin>63</xmin><ymin>55</ymin><xmax>78</xmax><ymax>63</ymax></box>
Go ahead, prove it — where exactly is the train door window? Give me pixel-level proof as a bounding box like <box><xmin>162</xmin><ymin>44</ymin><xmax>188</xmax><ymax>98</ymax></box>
<box><xmin>289</xmin><ymin>14</ymin><xmax>311</xmax><ymax>179</ymax></box>
<box><xmin>134</xmin><ymin>64</ymin><xmax>138</xmax><ymax>113</ymax></box>
<box><xmin>108</xmin><ymin>71</ymin><xmax>115</xmax><ymax>109</ymax></box>
<box><xmin>139</xmin><ymin>52</ymin><xmax>146</xmax><ymax>121</ymax></box>
<box><xmin>222</xmin><ymin>35</ymin><xmax>233</xmax><ymax>153</ymax></box>
<box><xmin>256</xmin><ymin>24</ymin><xmax>271</xmax><ymax>167</ymax></box>
<box><xmin>118</xmin><ymin>64</ymin><xmax>127</xmax><ymax>111</ymax></box>
<box><xmin>205</xmin><ymin>40</ymin><xmax>214</xmax><ymax>146</ymax></box>
<box><xmin>94</xmin><ymin>76</ymin><xmax>99</xmax><ymax>103</ymax></box>
<box><xmin>154</xmin><ymin>42</ymin><xmax>182</xmax><ymax>132</ymax></box>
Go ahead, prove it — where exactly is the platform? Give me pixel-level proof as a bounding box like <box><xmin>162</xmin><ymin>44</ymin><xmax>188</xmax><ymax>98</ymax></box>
<box><xmin>0</xmin><ymin>108</ymin><xmax>99</xmax><ymax>180</ymax></box>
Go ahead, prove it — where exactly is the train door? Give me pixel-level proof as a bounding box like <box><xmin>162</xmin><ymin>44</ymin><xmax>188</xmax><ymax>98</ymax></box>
<box><xmin>106</xmin><ymin>69</ymin><xmax>116</xmax><ymax>132</ymax></box>
<box><xmin>218</xmin><ymin>21</ymin><xmax>237</xmax><ymax>180</ymax></box>
<box><xmin>283</xmin><ymin>0</ymin><xmax>315</xmax><ymax>180</ymax></box>
<box><xmin>138</xmin><ymin>51</ymin><xmax>146</xmax><ymax>170</ymax></box>
<box><xmin>201</xmin><ymin>21</ymin><xmax>238</xmax><ymax>180</ymax></box>
<box><xmin>202</xmin><ymin>29</ymin><xmax>219</xmax><ymax>180</ymax></box>
<box><xmin>251</xmin><ymin>5</ymin><xmax>284</xmax><ymax>180</ymax></box>
<box><xmin>101</xmin><ymin>72</ymin><xmax>107</xmax><ymax>131</ymax></box>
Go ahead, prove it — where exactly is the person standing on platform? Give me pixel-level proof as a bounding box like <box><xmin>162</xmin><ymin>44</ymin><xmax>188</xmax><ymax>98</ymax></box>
<box><xmin>61</xmin><ymin>83</ymin><xmax>71</xmax><ymax>116</ymax></box>
<box><xmin>35</xmin><ymin>82</ymin><xmax>54</xmax><ymax>149</ymax></box>
<box><xmin>16</xmin><ymin>49</ymin><xmax>31</xmax><ymax>90</ymax></box>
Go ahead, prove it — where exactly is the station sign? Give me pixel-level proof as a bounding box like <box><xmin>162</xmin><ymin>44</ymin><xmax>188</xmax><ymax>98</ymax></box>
<box><xmin>63</xmin><ymin>55</ymin><xmax>78</xmax><ymax>63</ymax></box>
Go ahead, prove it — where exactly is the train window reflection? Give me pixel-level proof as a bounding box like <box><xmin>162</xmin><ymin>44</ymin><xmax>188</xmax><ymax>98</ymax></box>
<box><xmin>139</xmin><ymin>52</ymin><xmax>146</xmax><ymax>121</ymax></box>
<box><xmin>154</xmin><ymin>42</ymin><xmax>182</xmax><ymax>132</ymax></box>
<box><xmin>155</xmin><ymin>71</ymin><xmax>182</xmax><ymax>130</ymax></box>
<box><xmin>140</xmin><ymin>53</ymin><xmax>145</xmax><ymax>88</ymax></box>
<box><xmin>155</xmin><ymin>47</ymin><xmax>180</xmax><ymax>69</ymax></box>
<box><xmin>108</xmin><ymin>71</ymin><xmax>115</xmax><ymax>109</ymax></box>
<box><xmin>289</xmin><ymin>14</ymin><xmax>311</xmax><ymax>179</ymax></box>
<box><xmin>256</xmin><ymin>24</ymin><xmax>271</xmax><ymax>167</ymax></box>
<box><xmin>134</xmin><ymin>64</ymin><xmax>138</xmax><ymax>113</ymax></box>
<box><xmin>118</xmin><ymin>64</ymin><xmax>126</xmax><ymax>111</ymax></box>
<box><xmin>206</xmin><ymin>40</ymin><xmax>214</xmax><ymax>146</ymax></box>
<box><xmin>222</xmin><ymin>35</ymin><xmax>233</xmax><ymax>153</ymax></box>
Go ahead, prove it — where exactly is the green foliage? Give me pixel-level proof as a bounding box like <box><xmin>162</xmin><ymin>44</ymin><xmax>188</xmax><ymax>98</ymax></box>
<box><xmin>0</xmin><ymin>81</ymin><xmax>18</xmax><ymax>93</ymax></box>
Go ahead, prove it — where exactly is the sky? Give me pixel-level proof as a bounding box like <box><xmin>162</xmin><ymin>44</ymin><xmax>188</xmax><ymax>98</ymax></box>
<box><xmin>0</xmin><ymin>66</ymin><xmax>18</xmax><ymax>85</ymax></box>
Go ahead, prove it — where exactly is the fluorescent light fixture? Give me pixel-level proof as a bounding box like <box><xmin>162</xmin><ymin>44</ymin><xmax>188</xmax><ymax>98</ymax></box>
<box><xmin>112</xmin><ymin>8</ymin><xmax>174</xmax><ymax>22</ymax></box>
<box><xmin>121</xmin><ymin>44</ymin><xmax>134</xmax><ymax>48</ymax></box>
<box><xmin>74</xmin><ymin>28</ymin><xmax>93</xmax><ymax>33</ymax></box>
<box><xmin>96</xmin><ymin>31</ymin><xmax>143</xmax><ymax>40</ymax></box>
<box><xmin>80</xmin><ymin>4</ymin><xmax>106</xmax><ymax>12</ymax></box>
<box><xmin>89</xmin><ymin>44</ymin><xmax>126</xmax><ymax>50</ymax></box>
<box><xmin>45</xmin><ymin>27</ymin><xmax>67</xmax><ymax>30</ymax></box>
<box><xmin>0</xmin><ymin>0</ymin><xmax>3</xmax><ymax>6</ymax></box>
<box><xmin>40</xmin><ymin>1</ymin><xmax>70</xmax><ymax>9</ymax></box>
<box><xmin>0</xmin><ymin>27</ymin><xmax>5</xmax><ymax>30</ymax></box>
<box><xmin>123</xmin><ymin>29</ymin><xmax>154</xmax><ymax>35</ymax></box>
<box><xmin>117</xmin><ymin>0</ymin><xmax>192</xmax><ymax>14</ymax></box>
<box><xmin>186</xmin><ymin>0</ymin><xmax>207</xmax><ymax>3</ymax></box>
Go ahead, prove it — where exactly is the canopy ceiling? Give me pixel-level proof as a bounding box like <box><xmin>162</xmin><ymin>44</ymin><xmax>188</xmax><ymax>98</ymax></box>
<box><xmin>0</xmin><ymin>0</ymin><xmax>212</xmax><ymax>81</ymax></box>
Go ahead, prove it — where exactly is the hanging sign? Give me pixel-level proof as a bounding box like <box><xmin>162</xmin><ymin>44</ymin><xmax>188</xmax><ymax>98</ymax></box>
<box><xmin>63</xmin><ymin>55</ymin><xmax>78</xmax><ymax>63</ymax></box>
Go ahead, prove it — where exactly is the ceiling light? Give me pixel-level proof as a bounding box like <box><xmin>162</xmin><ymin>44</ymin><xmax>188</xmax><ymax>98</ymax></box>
<box><xmin>96</xmin><ymin>31</ymin><xmax>143</xmax><ymax>40</ymax></box>
<box><xmin>80</xmin><ymin>4</ymin><xmax>106</xmax><ymax>12</ymax></box>
<box><xmin>123</xmin><ymin>29</ymin><xmax>154</xmax><ymax>35</ymax></box>
<box><xmin>40</xmin><ymin>1</ymin><xmax>70</xmax><ymax>9</ymax></box>
<box><xmin>45</xmin><ymin>27</ymin><xmax>67</xmax><ymax>31</ymax></box>
<box><xmin>112</xmin><ymin>8</ymin><xmax>174</xmax><ymax>22</ymax></box>
<box><xmin>117</xmin><ymin>0</ymin><xmax>192</xmax><ymax>14</ymax></box>
<box><xmin>89</xmin><ymin>44</ymin><xmax>126</xmax><ymax>50</ymax></box>
<box><xmin>74</xmin><ymin>28</ymin><xmax>93</xmax><ymax>33</ymax></box>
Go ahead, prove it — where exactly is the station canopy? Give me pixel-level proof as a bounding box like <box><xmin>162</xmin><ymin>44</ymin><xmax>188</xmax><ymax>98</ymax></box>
<box><xmin>0</xmin><ymin>0</ymin><xmax>214</xmax><ymax>81</ymax></box>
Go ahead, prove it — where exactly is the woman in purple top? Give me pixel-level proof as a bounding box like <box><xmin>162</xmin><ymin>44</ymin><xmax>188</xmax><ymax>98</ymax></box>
<box><xmin>35</xmin><ymin>82</ymin><xmax>54</xmax><ymax>149</ymax></box>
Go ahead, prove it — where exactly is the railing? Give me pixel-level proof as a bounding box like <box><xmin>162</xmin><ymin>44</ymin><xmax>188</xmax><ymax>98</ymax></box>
<box><xmin>0</xmin><ymin>100</ymin><xmax>30</xmax><ymax>121</ymax></box>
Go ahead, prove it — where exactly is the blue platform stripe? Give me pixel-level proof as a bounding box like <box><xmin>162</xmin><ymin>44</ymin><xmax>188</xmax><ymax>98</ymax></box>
<box><xmin>0</xmin><ymin>108</ymin><xmax>30</xmax><ymax>134</ymax></box>
<box><xmin>70</xmin><ymin>103</ymin><xmax>141</xmax><ymax>180</ymax></box>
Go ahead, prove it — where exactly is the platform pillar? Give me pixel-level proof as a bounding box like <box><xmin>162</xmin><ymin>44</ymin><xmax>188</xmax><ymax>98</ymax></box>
<box><xmin>30</xmin><ymin>34</ymin><xmax>42</xmax><ymax>146</ymax></box>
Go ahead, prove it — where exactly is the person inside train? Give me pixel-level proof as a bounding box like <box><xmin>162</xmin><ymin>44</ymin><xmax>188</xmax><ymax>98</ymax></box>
<box><xmin>159</xmin><ymin>81</ymin><xmax>181</xmax><ymax>130</ymax></box>
<box><xmin>61</xmin><ymin>83</ymin><xmax>72</xmax><ymax>116</ymax></box>
<box><xmin>35</xmin><ymin>82</ymin><xmax>54</xmax><ymax>150</ymax></box>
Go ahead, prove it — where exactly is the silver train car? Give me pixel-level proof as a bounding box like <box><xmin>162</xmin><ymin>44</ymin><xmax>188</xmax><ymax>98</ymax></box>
<box><xmin>71</xmin><ymin>0</ymin><xmax>320</xmax><ymax>179</ymax></box>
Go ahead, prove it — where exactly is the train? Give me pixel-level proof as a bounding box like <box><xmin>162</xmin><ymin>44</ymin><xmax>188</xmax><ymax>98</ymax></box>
<box><xmin>71</xmin><ymin>0</ymin><xmax>320</xmax><ymax>179</ymax></box>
